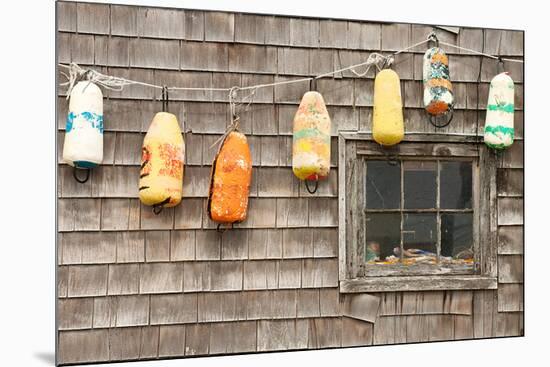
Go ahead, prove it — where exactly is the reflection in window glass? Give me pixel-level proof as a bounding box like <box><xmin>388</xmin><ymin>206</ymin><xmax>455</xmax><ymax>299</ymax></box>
<box><xmin>441</xmin><ymin>213</ymin><xmax>473</xmax><ymax>259</ymax></box>
<box><xmin>366</xmin><ymin>161</ymin><xmax>401</xmax><ymax>209</ymax></box>
<box><xmin>404</xmin><ymin>161</ymin><xmax>437</xmax><ymax>209</ymax></box>
<box><xmin>402</xmin><ymin>213</ymin><xmax>437</xmax><ymax>265</ymax></box>
<box><xmin>441</xmin><ymin>161</ymin><xmax>472</xmax><ymax>209</ymax></box>
<box><xmin>365</xmin><ymin>213</ymin><xmax>400</xmax><ymax>263</ymax></box>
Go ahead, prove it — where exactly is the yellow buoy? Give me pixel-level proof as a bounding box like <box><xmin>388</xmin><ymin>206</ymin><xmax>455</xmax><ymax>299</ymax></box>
<box><xmin>372</xmin><ymin>69</ymin><xmax>404</xmax><ymax>146</ymax></box>
<box><xmin>139</xmin><ymin>112</ymin><xmax>185</xmax><ymax>211</ymax></box>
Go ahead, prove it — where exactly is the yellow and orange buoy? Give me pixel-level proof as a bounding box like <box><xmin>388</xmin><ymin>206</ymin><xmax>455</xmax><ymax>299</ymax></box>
<box><xmin>139</xmin><ymin>112</ymin><xmax>185</xmax><ymax>212</ymax></box>
<box><xmin>292</xmin><ymin>91</ymin><xmax>331</xmax><ymax>190</ymax></box>
<box><xmin>372</xmin><ymin>69</ymin><xmax>404</xmax><ymax>146</ymax></box>
<box><xmin>207</xmin><ymin>131</ymin><xmax>252</xmax><ymax>225</ymax></box>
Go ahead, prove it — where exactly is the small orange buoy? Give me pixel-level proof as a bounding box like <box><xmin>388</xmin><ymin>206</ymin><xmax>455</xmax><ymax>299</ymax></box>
<box><xmin>207</xmin><ymin>131</ymin><xmax>253</xmax><ymax>225</ymax></box>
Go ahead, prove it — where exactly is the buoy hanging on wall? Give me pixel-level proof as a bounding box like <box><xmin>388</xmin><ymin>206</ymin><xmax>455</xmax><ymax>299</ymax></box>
<box><xmin>372</xmin><ymin>69</ymin><xmax>404</xmax><ymax>146</ymax></box>
<box><xmin>207</xmin><ymin>131</ymin><xmax>252</xmax><ymax>226</ymax></box>
<box><xmin>423</xmin><ymin>46</ymin><xmax>454</xmax><ymax>127</ymax></box>
<box><xmin>139</xmin><ymin>112</ymin><xmax>185</xmax><ymax>214</ymax></box>
<box><xmin>484</xmin><ymin>72</ymin><xmax>515</xmax><ymax>150</ymax></box>
<box><xmin>62</xmin><ymin>80</ymin><xmax>104</xmax><ymax>183</ymax></box>
<box><xmin>292</xmin><ymin>91</ymin><xmax>331</xmax><ymax>194</ymax></box>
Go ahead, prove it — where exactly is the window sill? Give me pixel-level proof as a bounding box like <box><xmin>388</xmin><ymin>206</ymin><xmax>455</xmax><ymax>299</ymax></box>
<box><xmin>339</xmin><ymin>275</ymin><xmax>497</xmax><ymax>293</ymax></box>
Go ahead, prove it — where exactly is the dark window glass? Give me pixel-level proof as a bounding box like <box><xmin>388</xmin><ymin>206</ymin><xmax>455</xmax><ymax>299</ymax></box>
<box><xmin>365</xmin><ymin>213</ymin><xmax>401</xmax><ymax>261</ymax></box>
<box><xmin>441</xmin><ymin>213</ymin><xmax>473</xmax><ymax>258</ymax></box>
<box><xmin>404</xmin><ymin>161</ymin><xmax>437</xmax><ymax>209</ymax></box>
<box><xmin>440</xmin><ymin>161</ymin><xmax>472</xmax><ymax>209</ymax></box>
<box><xmin>402</xmin><ymin>213</ymin><xmax>437</xmax><ymax>257</ymax></box>
<box><xmin>365</xmin><ymin>160</ymin><xmax>401</xmax><ymax>209</ymax></box>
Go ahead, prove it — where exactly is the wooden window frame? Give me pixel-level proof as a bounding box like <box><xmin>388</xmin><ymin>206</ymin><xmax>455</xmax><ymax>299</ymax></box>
<box><xmin>338</xmin><ymin>132</ymin><xmax>498</xmax><ymax>293</ymax></box>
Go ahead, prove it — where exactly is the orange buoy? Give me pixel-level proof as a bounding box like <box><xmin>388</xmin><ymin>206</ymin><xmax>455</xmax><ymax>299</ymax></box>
<box><xmin>207</xmin><ymin>131</ymin><xmax>253</xmax><ymax>225</ymax></box>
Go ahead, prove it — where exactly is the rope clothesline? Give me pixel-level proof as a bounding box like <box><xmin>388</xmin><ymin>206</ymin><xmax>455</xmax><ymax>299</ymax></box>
<box><xmin>58</xmin><ymin>32</ymin><xmax>523</xmax><ymax>98</ymax></box>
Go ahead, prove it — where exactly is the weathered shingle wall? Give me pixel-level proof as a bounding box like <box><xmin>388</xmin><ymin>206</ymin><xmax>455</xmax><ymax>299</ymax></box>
<box><xmin>56</xmin><ymin>1</ymin><xmax>524</xmax><ymax>364</ymax></box>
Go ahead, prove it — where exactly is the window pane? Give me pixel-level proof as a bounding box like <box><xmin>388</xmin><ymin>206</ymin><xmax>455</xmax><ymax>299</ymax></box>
<box><xmin>401</xmin><ymin>213</ymin><xmax>437</xmax><ymax>264</ymax></box>
<box><xmin>440</xmin><ymin>161</ymin><xmax>472</xmax><ymax>209</ymax></box>
<box><xmin>366</xmin><ymin>213</ymin><xmax>400</xmax><ymax>263</ymax></box>
<box><xmin>404</xmin><ymin>161</ymin><xmax>437</xmax><ymax>209</ymax></box>
<box><xmin>441</xmin><ymin>213</ymin><xmax>473</xmax><ymax>259</ymax></box>
<box><xmin>365</xmin><ymin>160</ymin><xmax>401</xmax><ymax>209</ymax></box>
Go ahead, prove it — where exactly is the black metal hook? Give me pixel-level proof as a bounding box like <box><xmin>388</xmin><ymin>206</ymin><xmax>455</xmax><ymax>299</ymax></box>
<box><xmin>304</xmin><ymin>179</ymin><xmax>319</xmax><ymax>194</ymax></box>
<box><xmin>428</xmin><ymin>31</ymin><xmax>440</xmax><ymax>48</ymax></box>
<box><xmin>497</xmin><ymin>57</ymin><xmax>506</xmax><ymax>74</ymax></box>
<box><xmin>216</xmin><ymin>222</ymin><xmax>234</xmax><ymax>233</ymax></box>
<box><xmin>152</xmin><ymin>205</ymin><xmax>164</xmax><ymax>215</ymax></box>
<box><xmin>309</xmin><ymin>77</ymin><xmax>317</xmax><ymax>92</ymax></box>
<box><xmin>73</xmin><ymin>166</ymin><xmax>90</xmax><ymax>184</ymax></box>
<box><xmin>429</xmin><ymin>107</ymin><xmax>454</xmax><ymax>128</ymax></box>
<box><xmin>161</xmin><ymin>85</ymin><xmax>169</xmax><ymax>112</ymax></box>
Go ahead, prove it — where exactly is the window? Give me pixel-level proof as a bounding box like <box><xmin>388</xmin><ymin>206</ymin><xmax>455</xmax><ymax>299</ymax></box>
<box><xmin>338</xmin><ymin>133</ymin><xmax>498</xmax><ymax>292</ymax></box>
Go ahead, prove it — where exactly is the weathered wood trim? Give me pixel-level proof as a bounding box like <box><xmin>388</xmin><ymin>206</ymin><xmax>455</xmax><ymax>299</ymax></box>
<box><xmin>338</xmin><ymin>135</ymin><xmax>346</xmax><ymax>281</ymax></box>
<box><xmin>340</xmin><ymin>132</ymin><xmax>485</xmax><ymax>143</ymax></box>
<box><xmin>357</xmin><ymin>142</ymin><xmax>479</xmax><ymax>157</ymax></box>
<box><xmin>340</xmin><ymin>276</ymin><xmax>497</xmax><ymax>293</ymax></box>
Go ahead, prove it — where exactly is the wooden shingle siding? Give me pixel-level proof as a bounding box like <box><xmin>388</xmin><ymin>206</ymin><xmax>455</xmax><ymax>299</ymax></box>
<box><xmin>57</xmin><ymin>3</ymin><xmax>523</xmax><ymax>363</ymax></box>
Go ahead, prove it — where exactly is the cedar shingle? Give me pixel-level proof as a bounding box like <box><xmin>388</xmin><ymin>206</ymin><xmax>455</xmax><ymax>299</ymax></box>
<box><xmin>278</xmin><ymin>259</ymin><xmax>301</xmax><ymax>288</ymax></box>
<box><xmin>241</xmin><ymin>74</ymin><xmax>274</xmax><ymax>103</ymax></box>
<box><xmin>93</xmin><ymin>297</ymin><xmax>114</xmax><ymax>328</ymax></box>
<box><xmin>108</xmin><ymin>264</ymin><xmax>140</xmax><ymax>295</ymax></box>
<box><xmin>244</xmin><ymin>260</ymin><xmax>278</xmax><ymax>290</ymax></box>
<box><xmin>110</xmin><ymin>5</ymin><xmax>137</xmax><ymax>36</ymax></box>
<box><xmin>271</xmin><ymin>289</ymin><xmax>298</xmax><ymax>318</ymax></box>
<box><xmin>109</xmin><ymin>327</ymin><xmax>141</xmax><ymax>361</ymax></box>
<box><xmin>274</xmin><ymin>76</ymin><xmax>309</xmax><ymax>103</ymax></box>
<box><xmin>248</xmin><ymin>229</ymin><xmax>282</xmax><ymax>259</ymax></box>
<box><xmin>130</xmin><ymin>38</ymin><xmax>180</xmax><ymax>70</ymax></box>
<box><xmin>278</xmin><ymin>47</ymin><xmax>310</xmax><ymax>75</ymax></box>
<box><xmin>297</xmin><ymin>289</ymin><xmax>320</xmax><ymax>317</ymax></box>
<box><xmin>320</xmin><ymin>288</ymin><xmax>341</xmax><ymax>316</ymax></box>
<box><xmin>347</xmin><ymin>22</ymin><xmax>380</xmax><ymax>50</ymax></box>
<box><xmin>137</xmin><ymin>7</ymin><xmax>185</xmax><ymax>39</ymax></box>
<box><xmin>185</xmin><ymin>10</ymin><xmax>204</xmax><ymax>40</ymax></box>
<box><xmin>116</xmin><ymin>231</ymin><xmax>145</xmax><ymax>263</ymax></box>
<box><xmin>308</xmin><ymin>318</ymin><xmax>342</xmax><ymax>348</ymax></box>
<box><xmin>276</xmin><ymin>198</ymin><xmax>308</xmax><ymax>227</ymax></box>
<box><xmin>140</xmin><ymin>326</ymin><xmax>160</xmax><ymax>358</ymax></box>
<box><xmin>58</xmin><ymin>298</ymin><xmax>94</xmax><ymax>330</ymax></box>
<box><xmin>235</xmin><ymin>14</ymin><xmax>266</xmax><ymax>44</ymax></box>
<box><xmin>229</xmin><ymin>44</ymin><xmax>277</xmax><ymax>73</ymax></box>
<box><xmin>302</xmin><ymin>258</ymin><xmax>338</xmax><ymax>288</ymax></box>
<box><xmin>221</xmin><ymin>229</ymin><xmax>249</xmax><ymax>260</ymax></box>
<box><xmin>257</xmin><ymin>319</ymin><xmax>308</xmax><ymax>351</ymax></box>
<box><xmin>498</xmin><ymin>197</ymin><xmax>523</xmax><ymax>225</ymax></box>
<box><xmin>150</xmin><ymin>294</ymin><xmax>198</xmax><ymax>324</ymax></box>
<box><xmin>174</xmin><ymin>198</ymin><xmax>203</xmax><ymax>229</ymax></box>
<box><xmin>259</xmin><ymin>136</ymin><xmax>280</xmax><ymax>166</ymax></box>
<box><xmin>76</xmin><ymin>3</ymin><xmax>109</xmax><ymax>34</ymax></box>
<box><xmin>115</xmin><ymin>295</ymin><xmax>150</xmax><ymax>327</ymax></box>
<box><xmin>159</xmin><ymin>325</ymin><xmax>186</xmax><ymax>357</ymax></box>
<box><xmin>101</xmin><ymin>199</ymin><xmax>130</xmax><ymax>230</ymax></box>
<box><xmin>317</xmin><ymin>78</ymin><xmax>354</xmax><ymax>106</ymax></box>
<box><xmin>197</xmin><ymin>293</ymin><xmax>224</xmax><ymax>322</ymax></box>
<box><xmin>58</xmin><ymin>329</ymin><xmax>109</xmax><ymax>364</ymax></box>
<box><xmin>308</xmin><ymin>198</ymin><xmax>338</xmax><ymax>227</ymax></box>
<box><xmin>319</xmin><ymin>20</ymin><xmax>348</xmax><ymax>48</ymax></box>
<box><xmin>185</xmin><ymin>324</ymin><xmax>211</xmax><ymax>355</ymax></box>
<box><xmin>498</xmin><ymin>226</ymin><xmax>523</xmax><ymax>255</ymax></box>
<box><xmin>195</xmin><ymin>230</ymin><xmax>221</xmax><ymax>260</ymax></box>
<box><xmin>139</xmin><ymin>263</ymin><xmax>183</xmax><ymax>293</ymax></box>
<box><xmin>60</xmin><ymin>232</ymin><xmax>117</xmax><ymax>264</ymax></box>
<box><xmin>183</xmin><ymin>262</ymin><xmax>211</xmax><ymax>292</ymax></box>
<box><xmin>342</xmin><ymin>317</ymin><xmax>373</xmax><ymax>347</ymax></box>
<box><xmin>498</xmin><ymin>284</ymin><xmax>523</xmax><ymax>312</ymax></box>
<box><xmin>57</xmin><ymin>1</ymin><xmax>76</xmax><ymax>32</ymax></box>
<box><xmin>171</xmin><ymin>230</ymin><xmax>195</xmax><ymax>261</ymax></box>
<box><xmin>210</xmin><ymin>261</ymin><xmax>243</xmax><ymax>291</ymax></box>
<box><xmin>258</xmin><ymin>167</ymin><xmax>299</xmax><ymax>197</ymax></box>
<box><xmin>313</xmin><ymin>228</ymin><xmax>338</xmax><ymax>257</ymax></box>
<box><xmin>309</xmin><ymin>48</ymin><xmax>334</xmax><ymax>76</ymax></box>
<box><xmin>238</xmin><ymin>198</ymin><xmax>277</xmax><ymax>228</ymax></box>
<box><xmin>282</xmin><ymin>228</ymin><xmax>313</xmax><ymax>258</ymax></box>
<box><xmin>265</xmin><ymin>16</ymin><xmax>290</xmax><ymax>45</ymax></box>
<box><xmin>140</xmin><ymin>203</ymin><xmax>174</xmax><ymax>230</ymax></box>
<box><xmin>209</xmin><ymin>321</ymin><xmax>256</xmax><ymax>354</ymax></box>
<box><xmin>498</xmin><ymin>255</ymin><xmax>523</xmax><ymax>283</ymax></box>
<box><xmin>182</xmin><ymin>166</ymin><xmax>210</xmax><ymax>197</ymax></box>
<box><xmin>72</xmin><ymin>199</ymin><xmax>101</xmax><ymax>231</ymax></box>
<box><xmin>57</xmin><ymin>266</ymin><xmax>68</xmax><ymax>298</ymax></box>
<box><xmin>68</xmin><ymin>265</ymin><xmax>108</xmax><ymax>297</ymax></box>
<box><xmin>204</xmin><ymin>12</ymin><xmax>234</xmax><ymax>42</ymax></box>
<box><xmin>342</xmin><ymin>293</ymin><xmax>380</xmax><ymax>322</ymax></box>
<box><xmin>289</xmin><ymin>18</ymin><xmax>319</xmax><ymax>47</ymax></box>
<box><xmin>181</xmin><ymin>42</ymin><xmax>229</xmax><ymax>71</ymax></box>
<box><xmin>145</xmin><ymin>231</ymin><xmax>171</xmax><ymax>262</ymax></box>
<box><xmin>114</xmin><ymin>132</ymin><xmax>142</xmax><ymax>165</ymax></box>
<box><xmin>94</xmin><ymin>166</ymin><xmax>139</xmax><ymax>198</ymax></box>
<box><xmin>381</xmin><ymin>23</ymin><xmax>410</xmax><ymax>51</ymax></box>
